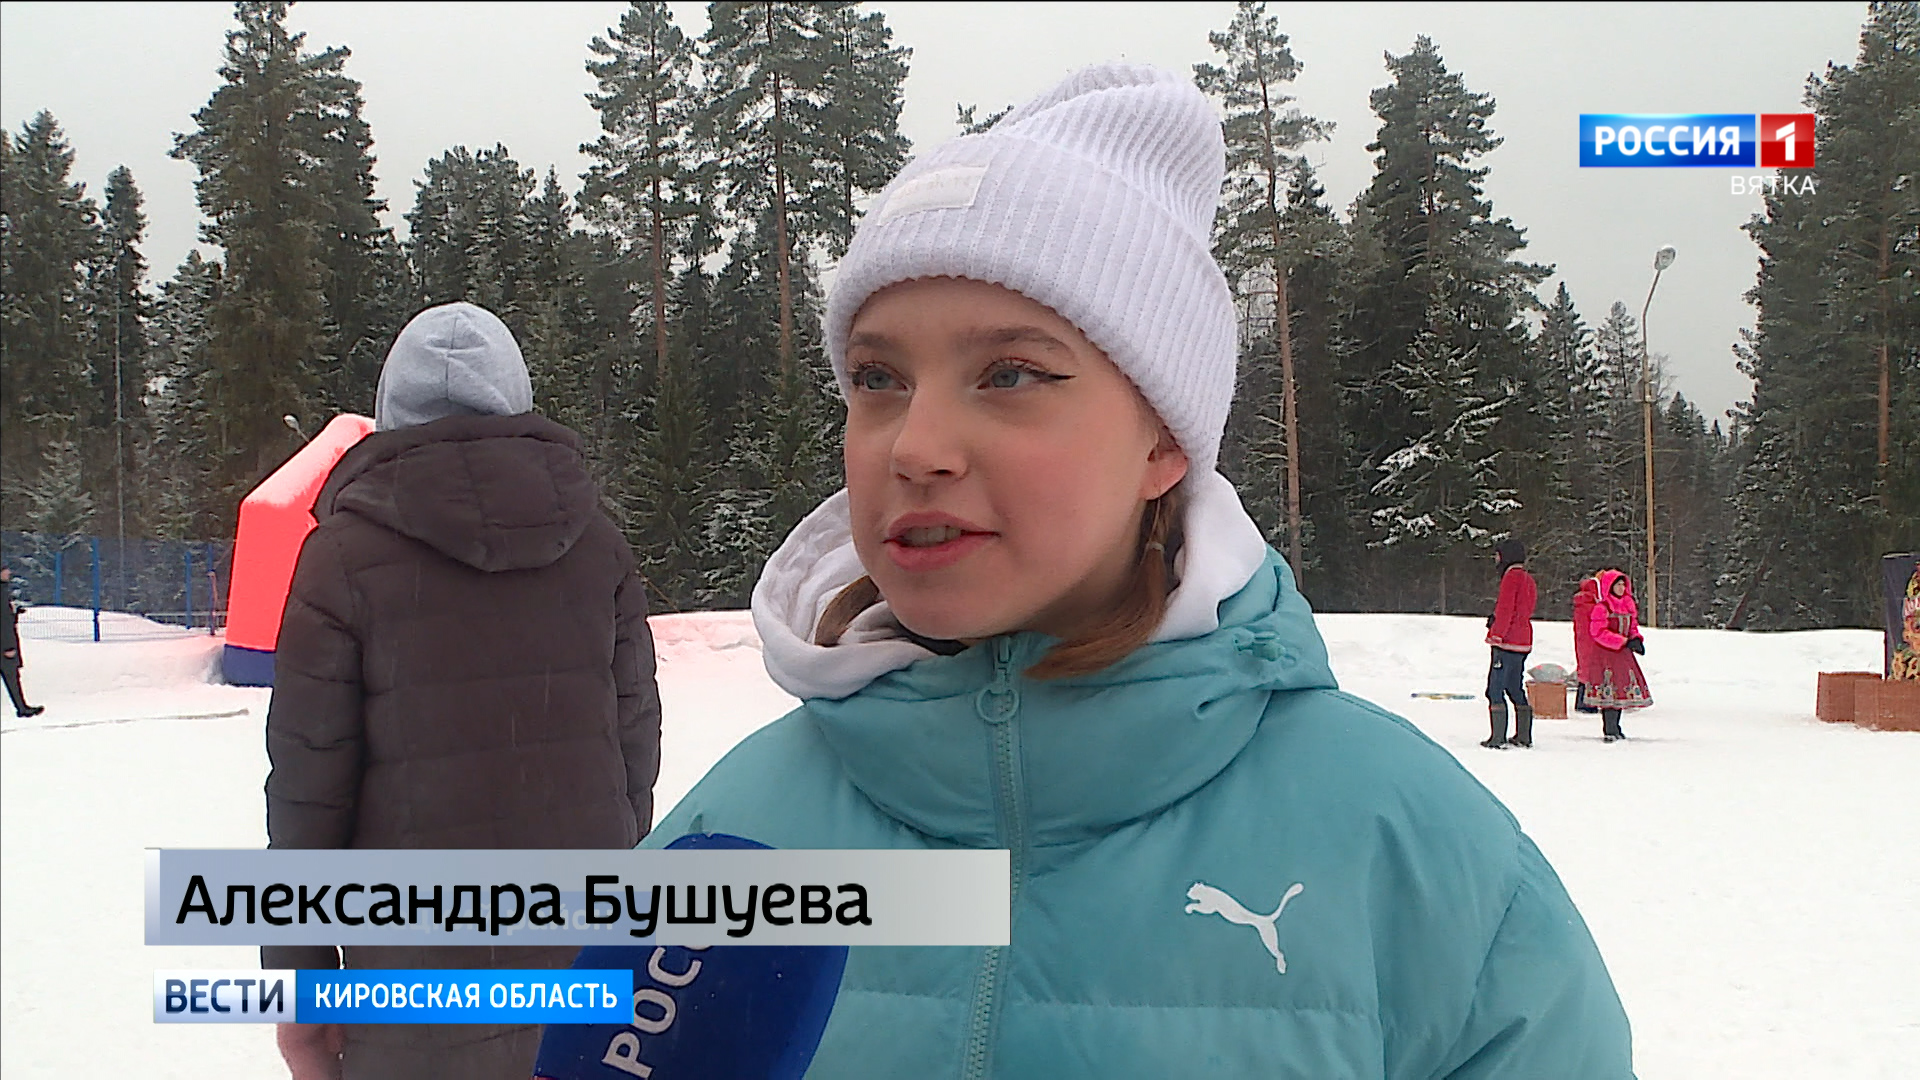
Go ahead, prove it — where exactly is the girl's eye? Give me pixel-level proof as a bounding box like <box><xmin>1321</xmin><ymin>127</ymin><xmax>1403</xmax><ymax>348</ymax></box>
<box><xmin>984</xmin><ymin>362</ymin><xmax>1061</xmax><ymax>390</ymax></box>
<box><xmin>853</xmin><ymin>365</ymin><xmax>899</xmax><ymax>391</ymax></box>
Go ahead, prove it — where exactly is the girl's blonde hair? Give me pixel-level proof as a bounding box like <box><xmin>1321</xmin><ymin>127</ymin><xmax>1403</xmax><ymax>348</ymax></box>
<box><xmin>814</xmin><ymin>485</ymin><xmax>1185</xmax><ymax>680</ymax></box>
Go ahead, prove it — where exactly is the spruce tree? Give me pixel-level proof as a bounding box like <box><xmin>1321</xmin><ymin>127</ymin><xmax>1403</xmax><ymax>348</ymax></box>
<box><xmin>1725</xmin><ymin>1</ymin><xmax>1919</xmax><ymax>628</ymax></box>
<box><xmin>309</xmin><ymin>78</ymin><xmax>405</xmax><ymax>417</ymax></box>
<box><xmin>1534</xmin><ymin>282</ymin><xmax>1598</xmax><ymax>596</ymax></box>
<box><xmin>170</xmin><ymin>1</ymin><xmax>379</xmax><ymax>518</ymax></box>
<box><xmin>1653</xmin><ymin>393</ymin><xmax>1733</xmax><ymax>626</ymax></box>
<box><xmin>626</xmin><ymin>341</ymin><xmax>714</xmax><ymax>609</ymax></box>
<box><xmin>702</xmin><ymin>358</ymin><xmax>839</xmax><ymax>607</ymax></box>
<box><xmin>1346</xmin><ymin>37</ymin><xmax>1549</xmax><ymax>609</ymax></box>
<box><xmin>407</xmin><ymin>145</ymin><xmax>539</xmax><ymax>319</ymax></box>
<box><xmin>88</xmin><ymin>166</ymin><xmax>150</xmax><ymax>544</ymax></box>
<box><xmin>1279</xmin><ymin>164</ymin><xmax>1361</xmax><ymax>603</ymax></box>
<box><xmin>1</xmin><ymin>112</ymin><xmax>100</xmax><ymax>526</ymax></box>
<box><xmin>1368</xmin><ymin>303</ymin><xmax>1517</xmax><ymax>613</ymax></box>
<box><xmin>702</xmin><ymin>210</ymin><xmax>785</xmax><ymax>438</ymax></box>
<box><xmin>142</xmin><ymin>253</ymin><xmax>224</xmax><ymax>541</ymax></box>
<box><xmin>21</xmin><ymin>438</ymin><xmax>96</xmax><ymax>556</ymax></box>
<box><xmin>1496</xmin><ymin>300</ymin><xmax>1576</xmax><ymax>603</ymax></box>
<box><xmin>698</xmin><ymin>211</ymin><xmax>839</xmax><ymax>606</ymax></box>
<box><xmin>1584</xmin><ymin>301</ymin><xmax>1647</xmax><ymax>577</ymax></box>
<box><xmin>516</xmin><ymin>170</ymin><xmax>594</xmax><ymax>441</ymax></box>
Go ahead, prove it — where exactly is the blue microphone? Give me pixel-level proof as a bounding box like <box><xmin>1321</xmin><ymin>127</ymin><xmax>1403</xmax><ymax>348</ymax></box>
<box><xmin>533</xmin><ymin>834</ymin><xmax>848</xmax><ymax>1079</ymax></box>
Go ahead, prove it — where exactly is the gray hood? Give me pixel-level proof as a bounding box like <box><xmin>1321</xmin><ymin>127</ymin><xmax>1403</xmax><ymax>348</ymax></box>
<box><xmin>375</xmin><ymin>302</ymin><xmax>534</xmax><ymax>432</ymax></box>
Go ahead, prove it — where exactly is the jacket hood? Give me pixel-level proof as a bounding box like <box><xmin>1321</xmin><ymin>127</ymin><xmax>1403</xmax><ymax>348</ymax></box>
<box><xmin>751</xmin><ymin>468</ymin><xmax>1274</xmax><ymax>701</ymax></box>
<box><xmin>1595</xmin><ymin>569</ymin><xmax>1635</xmax><ymax>607</ymax></box>
<box><xmin>1576</xmin><ymin>577</ymin><xmax>1600</xmax><ymax>602</ymax></box>
<box><xmin>318</xmin><ymin>413</ymin><xmax>599</xmax><ymax>572</ymax></box>
<box><xmin>749</xmin><ymin>469</ymin><xmax>1336</xmax><ymax>845</ymax></box>
<box><xmin>1494</xmin><ymin>537</ymin><xmax>1527</xmax><ymax>569</ymax></box>
<box><xmin>375</xmin><ymin>302</ymin><xmax>533</xmax><ymax>432</ymax></box>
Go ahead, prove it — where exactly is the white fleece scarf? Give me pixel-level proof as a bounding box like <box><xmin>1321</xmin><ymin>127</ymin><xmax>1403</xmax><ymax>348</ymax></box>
<box><xmin>750</xmin><ymin>468</ymin><xmax>1271</xmax><ymax>701</ymax></box>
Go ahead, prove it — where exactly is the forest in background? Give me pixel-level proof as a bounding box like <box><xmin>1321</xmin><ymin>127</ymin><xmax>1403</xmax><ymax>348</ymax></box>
<box><xmin>2</xmin><ymin>1</ymin><xmax>1914</xmax><ymax>628</ymax></box>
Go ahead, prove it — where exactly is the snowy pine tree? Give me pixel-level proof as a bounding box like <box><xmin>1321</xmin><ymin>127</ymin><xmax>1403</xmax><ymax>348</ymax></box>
<box><xmin>1492</xmin><ymin>282</ymin><xmax>1577</xmax><ymax>602</ymax></box>
<box><xmin>1343</xmin><ymin>36</ymin><xmax>1549</xmax><ymax>611</ymax></box>
<box><xmin>1723</xmin><ymin>1</ymin><xmax>1919</xmax><ymax>629</ymax></box>
<box><xmin>1525</xmin><ymin>283</ymin><xmax>1601</xmax><ymax>601</ymax></box>
<box><xmin>407</xmin><ymin>145</ymin><xmax>540</xmax><ymax>318</ymax></box>
<box><xmin>85</xmin><ymin>166</ymin><xmax>150</xmax><ymax>544</ymax></box>
<box><xmin>701</xmin><ymin>361</ymin><xmax>839</xmax><ymax>607</ymax></box>
<box><xmin>1581</xmin><ymin>302</ymin><xmax>1647</xmax><ymax>577</ymax></box>
<box><xmin>141</xmin><ymin>253</ymin><xmax>223</xmax><ymax>541</ymax></box>
<box><xmin>20</xmin><ymin>437</ymin><xmax>96</xmax><ymax>555</ymax></box>
<box><xmin>1368</xmin><ymin>307</ymin><xmax>1517</xmax><ymax>613</ymax></box>
<box><xmin>625</xmin><ymin>342</ymin><xmax>714</xmax><ymax>610</ymax></box>
<box><xmin>170</xmin><ymin>1</ymin><xmax>368</xmax><ymax>519</ymax></box>
<box><xmin>1</xmin><ymin>112</ymin><xmax>100</xmax><ymax>528</ymax></box>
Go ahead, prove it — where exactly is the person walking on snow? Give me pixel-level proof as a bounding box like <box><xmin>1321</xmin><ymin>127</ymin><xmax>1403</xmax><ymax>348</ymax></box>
<box><xmin>643</xmin><ymin>63</ymin><xmax>1631</xmax><ymax>1077</ymax></box>
<box><xmin>1586</xmin><ymin>569</ymin><xmax>1652</xmax><ymax>741</ymax></box>
<box><xmin>1</xmin><ymin>566</ymin><xmax>45</xmax><ymax>718</ymax></box>
<box><xmin>263</xmin><ymin>302</ymin><xmax>663</xmax><ymax>1080</ymax></box>
<box><xmin>1481</xmin><ymin>538</ymin><xmax>1536</xmax><ymax>749</ymax></box>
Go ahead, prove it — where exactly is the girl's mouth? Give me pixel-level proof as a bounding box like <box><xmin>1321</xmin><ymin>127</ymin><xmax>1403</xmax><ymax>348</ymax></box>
<box><xmin>883</xmin><ymin>517</ymin><xmax>994</xmax><ymax>572</ymax></box>
<box><xmin>895</xmin><ymin>525</ymin><xmax>967</xmax><ymax>548</ymax></box>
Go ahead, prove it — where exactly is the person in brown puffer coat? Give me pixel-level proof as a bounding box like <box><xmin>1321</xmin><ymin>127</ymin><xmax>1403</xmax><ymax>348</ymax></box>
<box><xmin>262</xmin><ymin>302</ymin><xmax>662</xmax><ymax>1080</ymax></box>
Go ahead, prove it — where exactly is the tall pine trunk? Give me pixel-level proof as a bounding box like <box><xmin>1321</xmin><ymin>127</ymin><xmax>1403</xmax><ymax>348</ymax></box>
<box><xmin>767</xmin><ymin>5</ymin><xmax>794</xmax><ymax>374</ymax></box>
<box><xmin>648</xmin><ymin>24</ymin><xmax>669</xmax><ymax>380</ymax></box>
<box><xmin>1877</xmin><ymin>221</ymin><xmax>1891</xmax><ymax>484</ymax></box>
<box><xmin>1277</xmin><ymin>260</ymin><xmax>1302</xmax><ymax>582</ymax></box>
<box><xmin>1256</xmin><ymin>57</ymin><xmax>1303</xmax><ymax>587</ymax></box>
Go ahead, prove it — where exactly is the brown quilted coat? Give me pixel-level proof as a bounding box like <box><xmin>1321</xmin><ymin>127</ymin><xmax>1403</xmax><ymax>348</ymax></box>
<box><xmin>260</xmin><ymin>412</ymin><xmax>661</xmax><ymax>1079</ymax></box>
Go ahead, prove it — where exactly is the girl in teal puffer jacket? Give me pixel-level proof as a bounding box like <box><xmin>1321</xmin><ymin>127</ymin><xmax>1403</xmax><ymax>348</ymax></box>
<box><xmin>645</xmin><ymin>62</ymin><xmax>1634</xmax><ymax>1079</ymax></box>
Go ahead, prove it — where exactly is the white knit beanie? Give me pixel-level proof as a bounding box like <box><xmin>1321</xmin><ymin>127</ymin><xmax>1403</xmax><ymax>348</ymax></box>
<box><xmin>824</xmin><ymin>62</ymin><xmax>1237</xmax><ymax>473</ymax></box>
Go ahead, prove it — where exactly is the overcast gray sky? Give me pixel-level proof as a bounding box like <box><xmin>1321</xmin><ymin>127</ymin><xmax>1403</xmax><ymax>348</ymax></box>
<box><xmin>0</xmin><ymin>1</ymin><xmax>1871</xmax><ymax>421</ymax></box>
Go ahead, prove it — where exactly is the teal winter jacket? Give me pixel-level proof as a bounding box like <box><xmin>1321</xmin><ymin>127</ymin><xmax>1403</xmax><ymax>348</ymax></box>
<box><xmin>646</xmin><ymin>549</ymin><xmax>1634</xmax><ymax>1078</ymax></box>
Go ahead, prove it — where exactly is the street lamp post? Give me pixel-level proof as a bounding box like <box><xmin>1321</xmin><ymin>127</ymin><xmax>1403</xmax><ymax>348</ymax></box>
<box><xmin>1640</xmin><ymin>244</ymin><xmax>1677</xmax><ymax>628</ymax></box>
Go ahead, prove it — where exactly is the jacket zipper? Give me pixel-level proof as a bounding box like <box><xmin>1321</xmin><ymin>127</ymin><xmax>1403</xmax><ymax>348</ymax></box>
<box><xmin>962</xmin><ymin>637</ymin><xmax>1025</xmax><ymax>1080</ymax></box>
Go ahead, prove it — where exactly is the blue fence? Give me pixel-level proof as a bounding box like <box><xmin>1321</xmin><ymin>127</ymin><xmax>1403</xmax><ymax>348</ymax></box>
<box><xmin>1</xmin><ymin>531</ymin><xmax>232</xmax><ymax>641</ymax></box>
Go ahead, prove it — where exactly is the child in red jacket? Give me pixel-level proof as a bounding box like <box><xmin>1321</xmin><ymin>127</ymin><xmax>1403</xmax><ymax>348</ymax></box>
<box><xmin>1482</xmin><ymin>538</ymin><xmax>1537</xmax><ymax>748</ymax></box>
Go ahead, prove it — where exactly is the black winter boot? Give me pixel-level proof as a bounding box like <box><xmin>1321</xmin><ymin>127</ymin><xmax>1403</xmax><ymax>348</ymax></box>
<box><xmin>1511</xmin><ymin>704</ymin><xmax>1534</xmax><ymax>748</ymax></box>
<box><xmin>1481</xmin><ymin>703</ymin><xmax>1510</xmax><ymax>749</ymax></box>
<box><xmin>1602</xmin><ymin>708</ymin><xmax>1625</xmax><ymax>741</ymax></box>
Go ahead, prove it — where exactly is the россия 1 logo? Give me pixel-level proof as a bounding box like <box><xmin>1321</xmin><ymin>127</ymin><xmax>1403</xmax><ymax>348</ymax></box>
<box><xmin>1579</xmin><ymin>114</ymin><xmax>1814</xmax><ymax>168</ymax></box>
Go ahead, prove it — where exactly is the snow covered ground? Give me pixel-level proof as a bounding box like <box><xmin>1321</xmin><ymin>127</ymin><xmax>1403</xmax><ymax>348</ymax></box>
<box><xmin>2</xmin><ymin>604</ymin><xmax>1915</xmax><ymax>1077</ymax></box>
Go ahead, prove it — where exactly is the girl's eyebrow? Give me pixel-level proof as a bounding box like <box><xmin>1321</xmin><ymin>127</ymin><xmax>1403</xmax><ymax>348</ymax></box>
<box><xmin>846</xmin><ymin>324</ymin><xmax>1076</xmax><ymax>357</ymax></box>
<box><xmin>960</xmin><ymin>325</ymin><xmax>1074</xmax><ymax>355</ymax></box>
<box><xmin>846</xmin><ymin>330</ymin><xmax>901</xmax><ymax>355</ymax></box>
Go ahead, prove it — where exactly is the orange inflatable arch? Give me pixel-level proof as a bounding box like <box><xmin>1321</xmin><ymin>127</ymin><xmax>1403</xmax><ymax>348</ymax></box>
<box><xmin>222</xmin><ymin>414</ymin><xmax>374</xmax><ymax>686</ymax></box>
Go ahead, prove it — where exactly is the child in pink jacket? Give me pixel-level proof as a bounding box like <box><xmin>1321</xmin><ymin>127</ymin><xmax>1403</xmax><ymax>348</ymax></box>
<box><xmin>1585</xmin><ymin>569</ymin><xmax>1652</xmax><ymax>740</ymax></box>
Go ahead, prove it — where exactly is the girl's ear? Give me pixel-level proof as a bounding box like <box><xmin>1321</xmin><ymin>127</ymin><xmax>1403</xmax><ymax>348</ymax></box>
<box><xmin>1141</xmin><ymin>424</ymin><xmax>1189</xmax><ymax>501</ymax></box>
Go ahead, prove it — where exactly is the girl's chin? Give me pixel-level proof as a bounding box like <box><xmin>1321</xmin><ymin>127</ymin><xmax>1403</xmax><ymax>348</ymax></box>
<box><xmin>885</xmin><ymin>591</ymin><xmax>1024</xmax><ymax>645</ymax></box>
